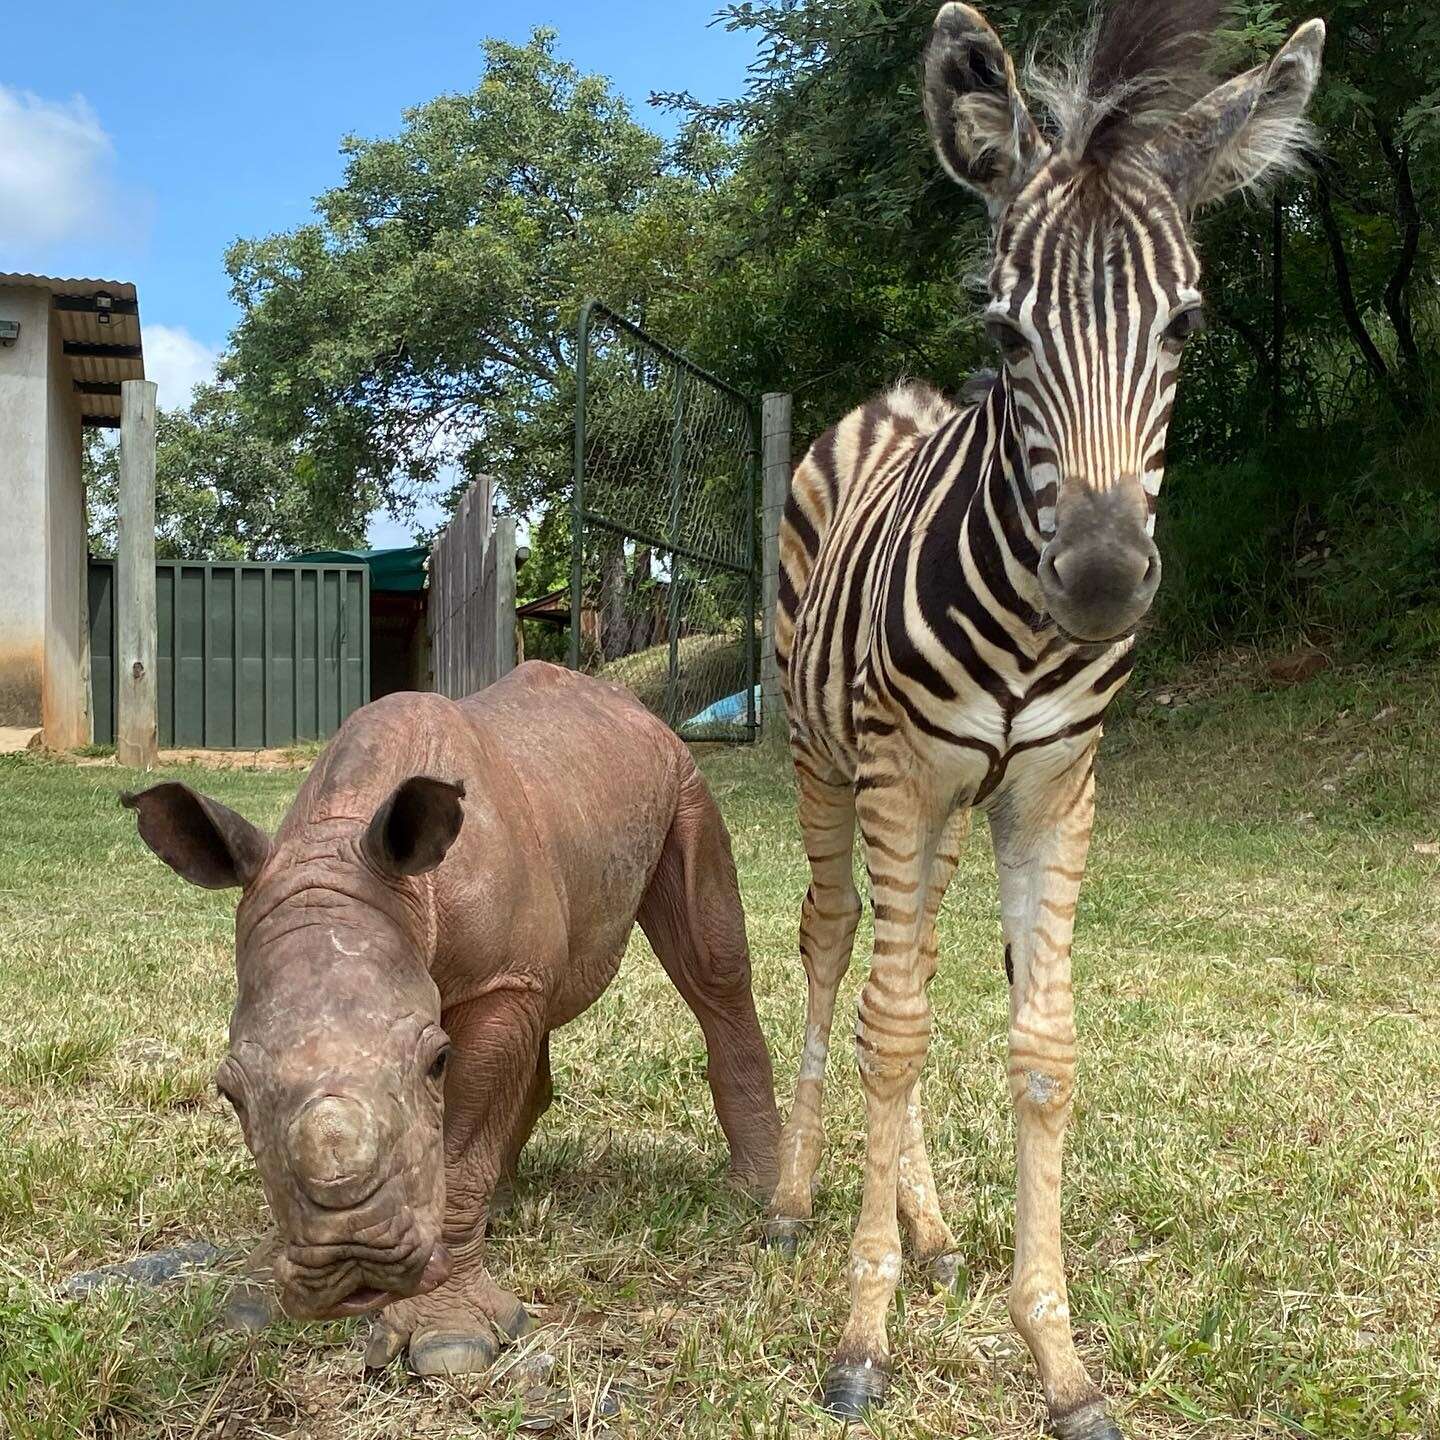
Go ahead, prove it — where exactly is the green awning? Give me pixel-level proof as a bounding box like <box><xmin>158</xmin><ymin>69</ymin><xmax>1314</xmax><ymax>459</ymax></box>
<box><xmin>287</xmin><ymin>546</ymin><xmax>428</xmax><ymax>593</ymax></box>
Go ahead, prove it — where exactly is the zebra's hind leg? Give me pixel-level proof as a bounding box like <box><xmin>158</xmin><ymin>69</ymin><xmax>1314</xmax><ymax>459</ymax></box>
<box><xmin>763</xmin><ymin>764</ymin><xmax>860</xmax><ymax>1257</ymax></box>
<box><xmin>896</xmin><ymin>808</ymin><xmax>970</xmax><ymax>1287</ymax></box>
<box><xmin>896</xmin><ymin>1079</ymin><xmax>959</xmax><ymax>1286</ymax></box>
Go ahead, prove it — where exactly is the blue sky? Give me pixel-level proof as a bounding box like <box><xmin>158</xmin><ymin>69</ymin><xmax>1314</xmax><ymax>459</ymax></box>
<box><xmin>0</xmin><ymin>1</ymin><xmax>755</xmax><ymax>543</ymax></box>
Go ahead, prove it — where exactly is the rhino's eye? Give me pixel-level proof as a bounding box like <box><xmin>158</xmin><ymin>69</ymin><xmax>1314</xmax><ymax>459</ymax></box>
<box><xmin>428</xmin><ymin>1047</ymin><xmax>450</xmax><ymax>1086</ymax></box>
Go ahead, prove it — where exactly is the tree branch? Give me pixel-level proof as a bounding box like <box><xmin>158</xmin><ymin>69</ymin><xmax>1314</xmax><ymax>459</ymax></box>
<box><xmin>1312</xmin><ymin>166</ymin><xmax>1406</xmax><ymax>412</ymax></box>
<box><xmin>1374</xmin><ymin>119</ymin><xmax>1423</xmax><ymax>373</ymax></box>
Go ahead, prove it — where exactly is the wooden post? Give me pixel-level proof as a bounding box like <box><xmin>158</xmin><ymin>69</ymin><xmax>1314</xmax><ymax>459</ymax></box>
<box><xmin>760</xmin><ymin>392</ymin><xmax>792</xmax><ymax>739</ymax></box>
<box><xmin>492</xmin><ymin>516</ymin><xmax>518</xmax><ymax>683</ymax></box>
<box><xmin>116</xmin><ymin>379</ymin><xmax>158</xmax><ymax>769</ymax></box>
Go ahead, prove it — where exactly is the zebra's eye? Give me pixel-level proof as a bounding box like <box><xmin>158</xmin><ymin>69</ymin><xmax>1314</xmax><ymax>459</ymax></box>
<box><xmin>986</xmin><ymin>317</ymin><xmax>1031</xmax><ymax>365</ymax></box>
<box><xmin>1164</xmin><ymin>307</ymin><xmax>1206</xmax><ymax>348</ymax></box>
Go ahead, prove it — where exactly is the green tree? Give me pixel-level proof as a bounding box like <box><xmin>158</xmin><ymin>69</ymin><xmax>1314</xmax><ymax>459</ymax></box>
<box><xmin>224</xmin><ymin>29</ymin><xmax>725</xmax><ymax>525</ymax></box>
<box><xmin>85</xmin><ymin>383</ymin><xmax>369</xmax><ymax>560</ymax></box>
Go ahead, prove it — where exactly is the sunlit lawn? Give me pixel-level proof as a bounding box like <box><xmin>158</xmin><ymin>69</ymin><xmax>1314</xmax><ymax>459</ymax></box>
<box><xmin>1</xmin><ymin>657</ymin><xmax>1436</xmax><ymax>1438</ymax></box>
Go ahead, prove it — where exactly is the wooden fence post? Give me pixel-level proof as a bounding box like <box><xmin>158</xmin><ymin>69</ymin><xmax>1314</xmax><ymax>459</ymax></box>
<box><xmin>116</xmin><ymin>379</ymin><xmax>158</xmax><ymax>769</ymax></box>
<box><xmin>491</xmin><ymin>516</ymin><xmax>518</xmax><ymax>683</ymax></box>
<box><xmin>760</xmin><ymin>392</ymin><xmax>792</xmax><ymax>739</ymax></box>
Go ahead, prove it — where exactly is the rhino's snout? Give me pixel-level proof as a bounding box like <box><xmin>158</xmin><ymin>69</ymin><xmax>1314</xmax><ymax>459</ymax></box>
<box><xmin>288</xmin><ymin>1092</ymin><xmax>385</xmax><ymax>1209</ymax></box>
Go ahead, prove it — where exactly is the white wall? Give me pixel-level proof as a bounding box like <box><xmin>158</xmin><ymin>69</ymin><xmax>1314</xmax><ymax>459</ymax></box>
<box><xmin>44</xmin><ymin>312</ymin><xmax>86</xmax><ymax>746</ymax></box>
<box><xmin>0</xmin><ymin>287</ymin><xmax>51</xmax><ymax>730</ymax></box>
<box><xmin>0</xmin><ymin>284</ymin><xmax>89</xmax><ymax>744</ymax></box>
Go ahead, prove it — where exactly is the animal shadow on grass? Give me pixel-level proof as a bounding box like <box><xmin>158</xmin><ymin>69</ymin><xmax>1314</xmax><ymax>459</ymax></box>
<box><xmin>497</xmin><ymin>1128</ymin><xmax>758</xmax><ymax>1247</ymax></box>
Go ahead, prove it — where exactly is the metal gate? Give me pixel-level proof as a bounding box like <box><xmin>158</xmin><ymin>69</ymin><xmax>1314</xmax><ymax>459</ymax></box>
<box><xmin>88</xmin><ymin>558</ymin><xmax>369</xmax><ymax>748</ymax></box>
<box><xmin>570</xmin><ymin>301</ymin><xmax>760</xmax><ymax>741</ymax></box>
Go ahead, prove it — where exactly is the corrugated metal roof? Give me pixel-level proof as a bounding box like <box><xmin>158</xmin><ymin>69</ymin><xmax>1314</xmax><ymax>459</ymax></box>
<box><xmin>0</xmin><ymin>272</ymin><xmax>144</xmax><ymax>426</ymax></box>
<box><xmin>0</xmin><ymin>273</ymin><xmax>138</xmax><ymax>301</ymax></box>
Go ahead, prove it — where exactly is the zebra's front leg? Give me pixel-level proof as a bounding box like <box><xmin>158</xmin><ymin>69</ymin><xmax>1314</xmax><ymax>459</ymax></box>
<box><xmin>992</xmin><ymin>750</ymin><xmax>1122</xmax><ymax>1440</ymax></box>
<box><xmin>820</xmin><ymin>779</ymin><xmax>944</xmax><ymax>1419</ymax></box>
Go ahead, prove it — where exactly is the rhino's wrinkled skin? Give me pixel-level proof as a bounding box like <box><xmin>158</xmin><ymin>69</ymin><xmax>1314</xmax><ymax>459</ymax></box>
<box><xmin>124</xmin><ymin>662</ymin><xmax>780</xmax><ymax>1376</ymax></box>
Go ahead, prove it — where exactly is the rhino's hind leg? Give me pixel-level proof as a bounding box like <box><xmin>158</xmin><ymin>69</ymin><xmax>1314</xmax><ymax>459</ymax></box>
<box><xmin>638</xmin><ymin>759</ymin><xmax>781</xmax><ymax>1199</ymax></box>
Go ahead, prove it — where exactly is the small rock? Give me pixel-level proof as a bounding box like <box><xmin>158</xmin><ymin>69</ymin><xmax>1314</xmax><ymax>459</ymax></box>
<box><xmin>63</xmin><ymin>1242</ymin><xmax>221</xmax><ymax>1297</ymax></box>
<box><xmin>1266</xmin><ymin>648</ymin><xmax>1330</xmax><ymax>686</ymax></box>
<box><xmin>1155</xmin><ymin>692</ymin><xmax>1173</xmax><ymax>706</ymax></box>
<box><xmin>221</xmin><ymin>1284</ymin><xmax>275</xmax><ymax>1333</ymax></box>
<box><xmin>517</xmin><ymin>1388</ymin><xmax>566</xmax><ymax>1432</ymax></box>
<box><xmin>596</xmin><ymin>1381</ymin><xmax>634</xmax><ymax>1418</ymax></box>
<box><xmin>1413</xmin><ymin>841</ymin><xmax>1440</xmax><ymax>856</ymax></box>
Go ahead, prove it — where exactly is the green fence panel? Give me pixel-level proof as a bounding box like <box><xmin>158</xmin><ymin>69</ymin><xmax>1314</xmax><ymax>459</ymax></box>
<box><xmin>88</xmin><ymin>562</ymin><xmax>115</xmax><ymax>748</ymax></box>
<box><xmin>87</xmin><ymin>559</ymin><xmax>370</xmax><ymax>749</ymax></box>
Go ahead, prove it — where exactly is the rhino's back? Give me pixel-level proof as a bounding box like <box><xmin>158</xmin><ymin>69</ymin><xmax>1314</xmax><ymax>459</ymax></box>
<box><xmin>458</xmin><ymin>661</ymin><xmax>684</xmax><ymax>885</ymax></box>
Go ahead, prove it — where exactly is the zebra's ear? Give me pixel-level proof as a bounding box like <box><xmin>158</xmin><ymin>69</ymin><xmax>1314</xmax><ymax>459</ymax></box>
<box><xmin>1145</xmin><ymin>18</ymin><xmax>1325</xmax><ymax>211</ymax></box>
<box><xmin>922</xmin><ymin>4</ymin><xmax>1046</xmax><ymax>211</ymax></box>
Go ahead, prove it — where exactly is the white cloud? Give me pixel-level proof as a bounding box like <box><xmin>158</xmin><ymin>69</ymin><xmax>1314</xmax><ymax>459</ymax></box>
<box><xmin>0</xmin><ymin>86</ymin><xmax>115</xmax><ymax>248</ymax></box>
<box><xmin>144</xmin><ymin>325</ymin><xmax>219</xmax><ymax>410</ymax></box>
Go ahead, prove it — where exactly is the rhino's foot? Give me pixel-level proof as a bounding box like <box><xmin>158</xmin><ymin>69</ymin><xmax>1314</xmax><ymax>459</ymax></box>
<box><xmin>408</xmin><ymin>1327</ymin><xmax>500</xmax><ymax>1378</ymax></box>
<box><xmin>727</xmin><ymin>1147</ymin><xmax>780</xmax><ymax>1204</ymax></box>
<box><xmin>363</xmin><ymin>1273</ymin><xmax>532</xmax><ymax>1379</ymax></box>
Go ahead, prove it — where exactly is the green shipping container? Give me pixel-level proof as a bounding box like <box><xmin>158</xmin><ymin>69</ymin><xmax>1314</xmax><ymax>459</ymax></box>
<box><xmin>89</xmin><ymin>559</ymin><xmax>370</xmax><ymax>749</ymax></box>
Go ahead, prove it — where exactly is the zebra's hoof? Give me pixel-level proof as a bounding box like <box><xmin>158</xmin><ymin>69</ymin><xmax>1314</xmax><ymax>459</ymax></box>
<box><xmin>760</xmin><ymin>1218</ymin><xmax>803</xmax><ymax>1258</ymax></box>
<box><xmin>927</xmin><ymin>1250</ymin><xmax>966</xmax><ymax>1293</ymax></box>
<box><xmin>1050</xmin><ymin>1399</ymin><xmax>1124</xmax><ymax>1440</ymax></box>
<box><xmin>819</xmin><ymin>1361</ymin><xmax>888</xmax><ymax>1419</ymax></box>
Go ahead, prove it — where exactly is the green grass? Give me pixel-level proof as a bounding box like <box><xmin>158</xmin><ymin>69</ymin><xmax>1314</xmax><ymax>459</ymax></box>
<box><xmin>1</xmin><ymin>659</ymin><xmax>1436</xmax><ymax>1438</ymax></box>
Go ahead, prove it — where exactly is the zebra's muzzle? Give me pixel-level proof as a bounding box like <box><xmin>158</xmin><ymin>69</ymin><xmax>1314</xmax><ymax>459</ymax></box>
<box><xmin>1038</xmin><ymin>482</ymin><xmax>1160</xmax><ymax>644</ymax></box>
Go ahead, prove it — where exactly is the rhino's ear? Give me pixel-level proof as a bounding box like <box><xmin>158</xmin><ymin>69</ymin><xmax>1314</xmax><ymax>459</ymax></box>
<box><xmin>362</xmin><ymin>776</ymin><xmax>466</xmax><ymax>879</ymax></box>
<box><xmin>121</xmin><ymin>782</ymin><xmax>272</xmax><ymax>890</ymax></box>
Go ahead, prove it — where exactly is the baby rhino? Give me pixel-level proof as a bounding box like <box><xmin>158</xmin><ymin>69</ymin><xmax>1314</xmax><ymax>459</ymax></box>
<box><xmin>124</xmin><ymin>662</ymin><xmax>780</xmax><ymax>1376</ymax></box>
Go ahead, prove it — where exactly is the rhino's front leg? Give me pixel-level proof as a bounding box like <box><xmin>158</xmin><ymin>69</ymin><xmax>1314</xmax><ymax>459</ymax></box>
<box><xmin>366</xmin><ymin>989</ymin><xmax>546</xmax><ymax>1378</ymax></box>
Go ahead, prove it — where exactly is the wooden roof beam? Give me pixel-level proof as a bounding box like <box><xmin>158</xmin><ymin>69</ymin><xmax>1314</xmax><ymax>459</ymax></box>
<box><xmin>64</xmin><ymin>341</ymin><xmax>143</xmax><ymax>359</ymax></box>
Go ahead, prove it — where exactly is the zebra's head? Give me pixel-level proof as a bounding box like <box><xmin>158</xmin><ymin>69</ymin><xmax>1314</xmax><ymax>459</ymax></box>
<box><xmin>923</xmin><ymin>1</ymin><xmax>1324</xmax><ymax>644</ymax></box>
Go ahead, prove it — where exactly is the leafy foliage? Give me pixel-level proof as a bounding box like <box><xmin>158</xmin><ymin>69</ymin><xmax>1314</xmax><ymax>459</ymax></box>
<box><xmin>85</xmin><ymin>383</ymin><xmax>367</xmax><ymax>561</ymax></box>
<box><xmin>223</xmin><ymin>30</ymin><xmax>723</xmax><ymax>524</ymax></box>
<box><xmin>139</xmin><ymin>0</ymin><xmax>1439</xmax><ymax>661</ymax></box>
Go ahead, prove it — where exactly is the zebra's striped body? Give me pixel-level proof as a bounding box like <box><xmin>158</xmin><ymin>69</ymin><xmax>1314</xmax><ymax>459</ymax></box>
<box><xmin>779</xmin><ymin>375</ymin><xmax>1136</xmax><ymax>798</ymax></box>
<box><xmin>764</xmin><ymin>4</ymin><xmax>1326</xmax><ymax>1434</ymax></box>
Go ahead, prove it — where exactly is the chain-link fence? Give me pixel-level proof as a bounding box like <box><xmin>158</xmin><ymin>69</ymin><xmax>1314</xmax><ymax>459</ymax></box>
<box><xmin>570</xmin><ymin>301</ymin><xmax>759</xmax><ymax>741</ymax></box>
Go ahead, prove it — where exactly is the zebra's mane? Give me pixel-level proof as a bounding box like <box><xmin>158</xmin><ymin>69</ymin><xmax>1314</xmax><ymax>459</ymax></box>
<box><xmin>1026</xmin><ymin>0</ymin><xmax>1224</xmax><ymax>165</ymax></box>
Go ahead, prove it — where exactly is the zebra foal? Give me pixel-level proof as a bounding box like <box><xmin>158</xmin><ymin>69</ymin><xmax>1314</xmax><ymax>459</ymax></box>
<box><xmin>764</xmin><ymin>2</ymin><xmax>1325</xmax><ymax>1433</ymax></box>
